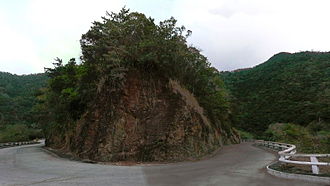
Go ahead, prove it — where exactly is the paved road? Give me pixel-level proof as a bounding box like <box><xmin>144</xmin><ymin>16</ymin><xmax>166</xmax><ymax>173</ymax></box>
<box><xmin>0</xmin><ymin>142</ymin><xmax>325</xmax><ymax>186</ymax></box>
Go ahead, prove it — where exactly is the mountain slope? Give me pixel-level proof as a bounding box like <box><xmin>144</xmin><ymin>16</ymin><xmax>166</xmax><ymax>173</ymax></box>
<box><xmin>0</xmin><ymin>72</ymin><xmax>48</xmax><ymax>125</ymax></box>
<box><xmin>222</xmin><ymin>52</ymin><xmax>330</xmax><ymax>134</ymax></box>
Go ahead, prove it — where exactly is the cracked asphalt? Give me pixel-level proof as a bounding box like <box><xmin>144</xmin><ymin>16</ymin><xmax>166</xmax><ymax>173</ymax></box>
<box><xmin>0</xmin><ymin>142</ymin><xmax>325</xmax><ymax>186</ymax></box>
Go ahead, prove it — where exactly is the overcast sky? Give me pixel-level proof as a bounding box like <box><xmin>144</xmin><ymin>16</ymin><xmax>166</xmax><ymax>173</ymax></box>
<box><xmin>1</xmin><ymin>0</ymin><xmax>330</xmax><ymax>74</ymax></box>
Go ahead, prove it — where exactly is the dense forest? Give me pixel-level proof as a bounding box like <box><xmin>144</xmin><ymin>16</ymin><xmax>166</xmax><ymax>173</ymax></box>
<box><xmin>222</xmin><ymin>52</ymin><xmax>330</xmax><ymax>152</ymax></box>
<box><xmin>0</xmin><ymin>72</ymin><xmax>47</xmax><ymax>142</ymax></box>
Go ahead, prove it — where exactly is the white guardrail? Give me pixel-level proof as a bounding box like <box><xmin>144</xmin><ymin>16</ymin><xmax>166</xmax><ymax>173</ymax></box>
<box><xmin>255</xmin><ymin>140</ymin><xmax>330</xmax><ymax>175</ymax></box>
<box><xmin>0</xmin><ymin>140</ymin><xmax>40</xmax><ymax>149</ymax></box>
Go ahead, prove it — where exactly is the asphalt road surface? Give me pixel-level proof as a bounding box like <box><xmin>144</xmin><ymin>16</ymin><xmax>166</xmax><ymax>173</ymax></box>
<box><xmin>0</xmin><ymin>142</ymin><xmax>325</xmax><ymax>186</ymax></box>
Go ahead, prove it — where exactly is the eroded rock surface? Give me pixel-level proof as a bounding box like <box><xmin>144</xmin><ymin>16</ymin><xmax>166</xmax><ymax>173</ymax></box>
<box><xmin>47</xmin><ymin>71</ymin><xmax>239</xmax><ymax>162</ymax></box>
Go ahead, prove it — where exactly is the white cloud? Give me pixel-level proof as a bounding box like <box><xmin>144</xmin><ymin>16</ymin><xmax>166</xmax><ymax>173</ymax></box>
<box><xmin>1</xmin><ymin>0</ymin><xmax>330</xmax><ymax>74</ymax></box>
<box><xmin>25</xmin><ymin>0</ymin><xmax>126</xmax><ymax>70</ymax></box>
<box><xmin>172</xmin><ymin>0</ymin><xmax>330</xmax><ymax>70</ymax></box>
<box><xmin>0</xmin><ymin>0</ymin><xmax>125</xmax><ymax>74</ymax></box>
<box><xmin>0</xmin><ymin>12</ymin><xmax>42</xmax><ymax>74</ymax></box>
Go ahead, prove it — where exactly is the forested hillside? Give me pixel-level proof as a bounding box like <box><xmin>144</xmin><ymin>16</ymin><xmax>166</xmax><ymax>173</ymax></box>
<box><xmin>222</xmin><ymin>51</ymin><xmax>330</xmax><ymax>135</ymax></box>
<box><xmin>0</xmin><ymin>72</ymin><xmax>47</xmax><ymax>142</ymax></box>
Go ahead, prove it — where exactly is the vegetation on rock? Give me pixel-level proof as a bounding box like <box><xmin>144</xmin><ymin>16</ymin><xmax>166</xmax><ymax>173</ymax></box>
<box><xmin>41</xmin><ymin>8</ymin><xmax>239</xmax><ymax>162</ymax></box>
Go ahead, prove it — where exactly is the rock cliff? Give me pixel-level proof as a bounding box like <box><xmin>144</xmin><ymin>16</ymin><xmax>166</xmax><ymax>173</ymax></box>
<box><xmin>47</xmin><ymin>70</ymin><xmax>239</xmax><ymax>162</ymax></box>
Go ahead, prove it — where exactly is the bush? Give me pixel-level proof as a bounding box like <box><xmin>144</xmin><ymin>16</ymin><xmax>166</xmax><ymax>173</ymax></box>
<box><xmin>0</xmin><ymin>124</ymin><xmax>43</xmax><ymax>143</ymax></box>
<box><xmin>307</xmin><ymin>121</ymin><xmax>330</xmax><ymax>135</ymax></box>
<box><xmin>263</xmin><ymin>123</ymin><xmax>330</xmax><ymax>153</ymax></box>
<box><xmin>237</xmin><ymin>129</ymin><xmax>254</xmax><ymax>139</ymax></box>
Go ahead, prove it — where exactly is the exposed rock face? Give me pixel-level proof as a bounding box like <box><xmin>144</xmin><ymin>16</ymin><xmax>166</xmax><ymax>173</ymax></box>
<box><xmin>47</xmin><ymin>70</ymin><xmax>239</xmax><ymax>162</ymax></box>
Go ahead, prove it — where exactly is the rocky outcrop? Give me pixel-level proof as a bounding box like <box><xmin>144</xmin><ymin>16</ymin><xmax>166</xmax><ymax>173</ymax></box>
<box><xmin>47</xmin><ymin>70</ymin><xmax>239</xmax><ymax>162</ymax></box>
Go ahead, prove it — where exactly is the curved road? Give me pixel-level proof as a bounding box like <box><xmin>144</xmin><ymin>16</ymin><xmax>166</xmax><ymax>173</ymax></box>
<box><xmin>0</xmin><ymin>143</ymin><xmax>324</xmax><ymax>186</ymax></box>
